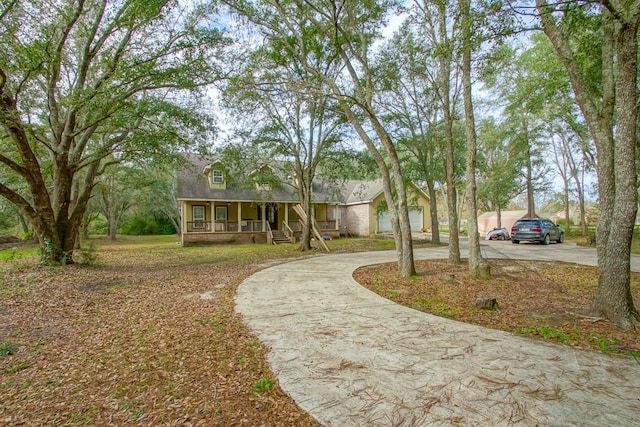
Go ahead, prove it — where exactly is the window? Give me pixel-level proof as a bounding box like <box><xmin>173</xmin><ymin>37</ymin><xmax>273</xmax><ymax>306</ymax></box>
<box><xmin>212</xmin><ymin>169</ymin><xmax>224</xmax><ymax>184</ymax></box>
<box><xmin>193</xmin><ymin>206</ymin><xmax>206</xmax><ymax>221</ymax></box>
<box><xmin>193</xmin><ymin>205</ymin><xmax>206</xmax><ymax>228</ymax></box>
<box><xmin>215</xmin><ymin>206</ymin><xmax>227</xmax><ymax>221</ymax></box>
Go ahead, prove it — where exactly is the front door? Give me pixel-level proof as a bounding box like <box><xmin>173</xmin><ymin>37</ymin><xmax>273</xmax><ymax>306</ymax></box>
<box><xmin>267</xmin><ymin>203</ymin><xmax>278</xmax><ymax>230</ymax></box>
<box><xmin>215</xmin><ymin>206</ymin><xmax>228</xmax><ymax>231</ymax></box>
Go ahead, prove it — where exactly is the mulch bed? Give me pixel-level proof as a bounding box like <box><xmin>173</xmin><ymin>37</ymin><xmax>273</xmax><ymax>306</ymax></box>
<box><xmin>354</xmin><ymin>258</ymin><xmax>640</xmax><ymax>357</ymax></box>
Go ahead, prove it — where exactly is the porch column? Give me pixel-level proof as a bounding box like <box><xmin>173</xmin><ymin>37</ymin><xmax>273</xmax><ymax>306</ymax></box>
<box><xmin>211</xmin><ymin>201</ymin><xmax>215</xmax><ymax>232</ymax></box>
<box><xmin>284</xmin><ymin>203</ymin><xmax>289</xmax><ymax>229</ymax></box>
<box><xmin>334</xmin><ymin>205</ymin><xmax>339</xmax><ymax>229</ymax></box>
<box><xmin>181</xmin><ymin>201</ymin><xmax>187</xmax><ymax>244</ymax></box>
<box><xmin>261</xmin><ymin>203</ymin><xmax>266</xmax><ymax>231</ymax></box>
<box><xmin>237</xmin><ymin>203</ymin><xmax>242</xmax><ymax>230</ymax></box>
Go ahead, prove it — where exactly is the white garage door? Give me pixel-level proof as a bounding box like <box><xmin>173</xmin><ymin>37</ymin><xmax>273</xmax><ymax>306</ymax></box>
<box><xmin>378</xmin><ymin>207</ymin><xmax>423</xmax><ymax>232</ymax></box>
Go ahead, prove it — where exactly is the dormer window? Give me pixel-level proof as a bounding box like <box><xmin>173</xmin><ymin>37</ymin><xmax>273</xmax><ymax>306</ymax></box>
<box><xmin>211</xmin><ymin>169</ymin><xmax>224</xmax><ymax>184</ymax></box>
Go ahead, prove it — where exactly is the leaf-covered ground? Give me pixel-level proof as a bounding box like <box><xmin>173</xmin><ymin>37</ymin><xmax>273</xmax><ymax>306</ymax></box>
<box><xmin>354</xmin><ymin>258</ymin><xmax>640</xmax><ymax>358</ymax></box>
<box><xmin>3</xmin><ymin>236</ymin><xmax>639</xmax><ymax>426</ymax></box>
<box><xmin>1</xmin><ymin>237</ymin><xmax>323</xmax><ymax>426</ymax></box>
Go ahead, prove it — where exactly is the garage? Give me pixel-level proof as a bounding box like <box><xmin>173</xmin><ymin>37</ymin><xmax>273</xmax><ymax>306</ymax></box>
<box><xmin>377</xmin><ymin>207</ymin><xmax>423</xmax><ymax>232</ymax></box>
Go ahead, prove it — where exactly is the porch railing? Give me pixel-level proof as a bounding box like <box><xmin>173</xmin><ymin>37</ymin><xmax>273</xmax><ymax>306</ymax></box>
<box><xmin>186</xmin><ymin>219</ymin><xmax>336</xmax><ymax>233</ymax></box>
<box><xmin>187</xmin><ymin>221</ymin><xmax>212</xmax><ymax>232</ymax></box>
<box><xmin>187</xmin><ymin>220</ymin><xmax>263</xmax><ymax>232</ymax></box>
<box><xmin>240</xmin><ymin>220</ymin><xmax>264</xmax><ymax>232</ymax></box>
<box><xmin>316</xmin><ymin>220</ymin><xmax>338</xmax><ymax>231</ymax></box>
<box><xmin>287</xmin><ymin>220</ymin><xmax>337</xmax><ymax>231</ymax></box>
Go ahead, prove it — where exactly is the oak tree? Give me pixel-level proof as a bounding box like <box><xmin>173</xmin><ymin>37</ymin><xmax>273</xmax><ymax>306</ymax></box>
<box><xmin>0</xmin><ymin>0</ymin><xmax>225</xmax><ymax>263</ymax></box>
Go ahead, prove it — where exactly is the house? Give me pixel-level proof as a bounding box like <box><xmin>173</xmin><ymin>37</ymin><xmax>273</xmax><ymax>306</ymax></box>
<box><xmin>176</xmin><ymin>155</ymin><xmax>431</xmax><ymax>246</ymax></box>
<box><xmin>338</xmin><ymin>180</ymin><xmax>431</xmax><ymax>236</ymax></box>
<box><xmin>477</xmin><ymin>210</ymin><xmax>529</xmax><ymax>237</ymax></box>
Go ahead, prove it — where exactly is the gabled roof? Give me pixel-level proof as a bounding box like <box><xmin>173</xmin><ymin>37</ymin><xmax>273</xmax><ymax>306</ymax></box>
<box><xmin>177</xmin><ymin>154</ymin><xmax>335</xmax><ymax>203</ymax></box>
<box><xmin>340</xmin><ymin>179</ymin><xmax>431</xmax><ymax>205</ymax></box>
<box><xmin>341</xmin><ymin>179</ymin><xmax>384</xmax><ymax>204</ymax></box>
<box><xmin>176</xmin><ymin>154</ymin><xmax>430</xmax><ymax>205</ymax></box>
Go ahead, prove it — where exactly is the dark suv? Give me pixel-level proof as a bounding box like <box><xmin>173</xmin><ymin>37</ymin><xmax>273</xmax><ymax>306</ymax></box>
<box><xmin>510</xmin><ymin>218</ymin><xmax>564</xmax><ymax>245</ymax></box>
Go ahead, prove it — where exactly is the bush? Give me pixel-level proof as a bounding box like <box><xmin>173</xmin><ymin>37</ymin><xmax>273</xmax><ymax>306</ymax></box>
<box><xmin>121</xmin><ymin>214</ymin><xmax>175</xmax><ymax>236</ymax></box>
<box><xmin>76</xmin><ymin>241</ymin><xmax>97</xmax><ymax>265</ymax></box>
<box><xmin>88</xmin><ymin>216</ymin><xmax>108</xmax><ymax>235</ymax></box>
<box><xmin>556</xmin><ymin>218</ymin><xmax>575</xmax><ymax>228</ymax></box>
<box><xmin>18</xmin><ymin>230</ymin><xmax>34</xmax><ymax>241</ymax></box>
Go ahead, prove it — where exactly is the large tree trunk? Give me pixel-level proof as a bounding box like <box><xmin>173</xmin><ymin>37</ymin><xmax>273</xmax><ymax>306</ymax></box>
<box><xmin>426</xmin><ymin>180</ymin><xmax>440</xmax><ymax>244</ymax></box>
<box><xmin>298</xmin><ymin>172</ymin><xmax>313</xmax><ymax>252</ymax></box>
<box><xmin>537</xmin><ymin>1</ymin><xmax>639</xmax><ymax>329</ymax></box>
<box><xmin>461</xmin><ymin>0</ymin><xmax>490</xmax><ymax>279</ymax></box>
<box><xmin>436</xmin><ymin>2</ymin><xmax>460</xmax><ymax>265</ymax></box>
<box><xmin>591</xmin><ymin>19</ymin><xmax>639</xmax><ymax>329</ymax></box>
<box><xmin>371</xmin><ymin>117</ymin><xmax>416</xmax><ymax>278</ymax></box>
<box><xmin>524</xmin><ymin>128</ymin><xmax>535</xmax><ymax>217</ymax></box>
<box><xmin>0</xmin><ymin>82</ymin><xmax>83</xmax><ymax>264</ymax></box>
<box><xmin>108</xmin><ymin>214</ymin><xmax>117</xmax><ymax>241</ymax></box>
<box><xmin>337</xmin><ymin>100</ymin><xmax>415</xmax><ymax>277</ymax></box>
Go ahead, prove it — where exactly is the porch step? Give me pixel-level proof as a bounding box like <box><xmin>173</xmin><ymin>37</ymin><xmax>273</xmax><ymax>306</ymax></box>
<box><xmin>272</xmin><ymin>230</ymin><xmax>291</xmax><ymax>245</ymax></box>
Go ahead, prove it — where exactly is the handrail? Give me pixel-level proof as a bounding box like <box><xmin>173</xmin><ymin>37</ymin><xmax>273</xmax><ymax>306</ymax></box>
<box><xmin>282</xmin><ymin>220</ymin><xmax>292</xmax><ymax>235</ymax></box>
<box><xmin>266</xmin><ymin>221</ymin><xmax>274</xmax><ymax>245</ymax></box>
<box><xmin>282</xmin><ymin>221</ymin><xmax>296</xmax><ymax>243</ymax></box>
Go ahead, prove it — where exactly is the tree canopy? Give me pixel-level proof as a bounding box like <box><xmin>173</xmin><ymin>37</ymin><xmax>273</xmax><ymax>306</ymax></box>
<box><xmin>0</xmin><ymin>0</ymin><xmax>227</xmax><ymax>263</ymax></box>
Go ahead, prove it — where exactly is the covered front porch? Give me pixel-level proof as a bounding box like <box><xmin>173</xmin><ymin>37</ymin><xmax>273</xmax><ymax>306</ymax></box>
<box><xmin>179</xmin><ymin>200</ymin><xmax>340</xmax><ymax>245</ymax></box>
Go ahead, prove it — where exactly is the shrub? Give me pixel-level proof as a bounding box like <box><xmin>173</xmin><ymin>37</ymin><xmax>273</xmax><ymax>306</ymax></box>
<box><xmin>556</xmin><ymin>218</ymin><xmax>574</xmax><ymax>228</ymax></box>
<box><xmin>18</xmin><ymin>230</ymin><xmax>34</xmax><ymax>241</ymax></box>
<box><xmin>76</xmin><ymin>241</ymin><xmax>97</xmax><ymax>265</ymax></box>
<box><xmin>121</xmin><ymin>214</ymin><xmax>175</xmax><ymax>236</ymax></box>
<box><xmin>89</xmin><ymin>216</ymin><xmax>108</xmax><ymax>235</ymax></box>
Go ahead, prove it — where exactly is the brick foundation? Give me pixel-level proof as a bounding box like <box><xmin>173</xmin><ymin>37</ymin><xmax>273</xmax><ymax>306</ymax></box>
<box><xmin>182</xmin><ymin>232</ymin><xmax>267</xmax><ymax>246</ymax></box>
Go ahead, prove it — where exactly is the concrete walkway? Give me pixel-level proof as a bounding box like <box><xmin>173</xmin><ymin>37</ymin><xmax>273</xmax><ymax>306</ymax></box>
<box><xmin>236</xmin><ymin>244</ymin><xmax>640</xmax><ymax>426</ymax></box>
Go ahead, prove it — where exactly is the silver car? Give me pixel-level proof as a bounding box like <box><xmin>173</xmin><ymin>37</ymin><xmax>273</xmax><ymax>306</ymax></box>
<box><xmin>510</xmin><ymin>218</ymin><xmax>564</xmax><ymax>245</ymax></box>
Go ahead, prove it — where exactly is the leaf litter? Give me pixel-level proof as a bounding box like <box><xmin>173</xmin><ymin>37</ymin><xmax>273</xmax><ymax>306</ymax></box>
<box><xmin>354</xmin><ymin>258</ymin><xmax>640</xmax><ymax>357</ymax></box>
<box><xmin>0</xmin><ymin>237</ymin><xmax>320</xmax><ymax>426</ymax></box>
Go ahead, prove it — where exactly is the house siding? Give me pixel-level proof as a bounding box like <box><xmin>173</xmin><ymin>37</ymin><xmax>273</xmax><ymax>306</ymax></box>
<box><xmin>343</xmin><ymin>204</ymin><xmax>371</xmax><ymax>237</ymax></box>
<box><xmin>370</xmin><ymin>189</ymin><xmax>432</xmax><ymax>234</ymax></box>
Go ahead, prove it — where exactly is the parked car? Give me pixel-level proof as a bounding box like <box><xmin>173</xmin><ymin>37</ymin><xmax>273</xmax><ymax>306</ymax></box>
<box><xmin>485</xmin><ymin>227</ymin><xmax>510</xmax><ymax>241</ymax></box>
<box><xmin>511</xmin><ymin>218</ymin><xmax>564</xmax><ymax>245</ymax></box>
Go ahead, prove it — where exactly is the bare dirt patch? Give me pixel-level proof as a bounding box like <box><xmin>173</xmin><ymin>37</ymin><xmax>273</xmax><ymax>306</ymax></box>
<box><xmin>354</xmin><ymin>258</ymin><xmax>640</xmax><ymax>357</ymax></box>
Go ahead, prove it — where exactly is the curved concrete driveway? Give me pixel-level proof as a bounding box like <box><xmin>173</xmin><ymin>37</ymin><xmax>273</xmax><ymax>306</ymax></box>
<box><xmin>236</xmin><ymin>243</ymin><xmax>640</xmax><ymax>426</ymax></box>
